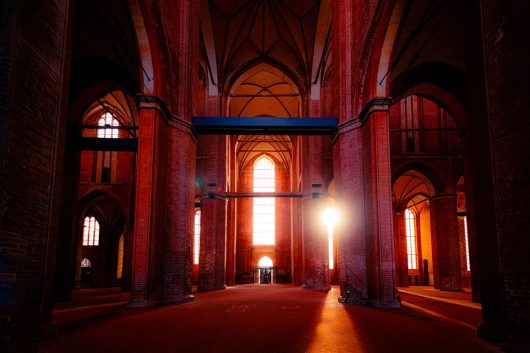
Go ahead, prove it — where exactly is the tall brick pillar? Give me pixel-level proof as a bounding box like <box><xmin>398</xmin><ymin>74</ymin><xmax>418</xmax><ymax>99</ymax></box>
<box><xmin>302</xmin><ymin>194</ymin><xmax>330</xmax><ymax>291</ymax></box>
<box><xmin>198</xmin><ymin>189</ymin><xmax>227</xmax><ymax>291</ymax></box>
<box><xmin>130</xmin><ymin>107</ymin><xmax>156</xmax><ymax>306</ymax></box>
<box><xmin>394</xmin><ymin>210</ymin><xmax>409</xmax><ymax>287</ymax></box>
<box><xmin>332</xmin><ymin>0</ymin><xmax>368</xmax><ymax>304</ymax></box>
<box><xmin>226</xmin><ymin>136</ymin><xmax>237</xmax><ymax>286</ymax></box>
<box><xmin>130</xmin><ymin>99</ymin><xmax>195</xmax><ymax>306</ymax></box>
<box><xmin>196</xmin><ymin>91</ymin><xmax>228</xmax><ymax>291</ymax></box>
<box><xmin>430</xmin><ymin>193</ymin><xmax>462</xmax><ymax>291</ymax></box>
<box><xmin>460</xmin><ymin>0</ymin><xmax>506</xmax><ymax>343</ymax></box>
<box><xmin>362</xmin><ymin>108</ymin><xmax>399</xmax><ymax>308</ymax></box>
<box><xmin>461</xmin><ymin>133</ymin><xmax>481</xmax><ymax>302</ymax></box>
<box><xmin>479</xmin><ymin>1</ymin><xmax>530</xmax><ymax>349</ymax></box>
<box><xmin>0</xmin><ymin>1</ymin><xmax>71</xmax><ymax>351</ymax></box>
<box><xmin>333</xmin><ymin>127</ymin><xmax>368</xmax><ymax>303</ymax></box>
<box><xmin>301</xmin><ymin>136</ymin><xmax>330</xmax><ymax>291</ymax></box>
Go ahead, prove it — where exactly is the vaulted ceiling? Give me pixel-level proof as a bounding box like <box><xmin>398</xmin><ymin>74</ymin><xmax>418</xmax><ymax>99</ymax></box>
<box><xmin>202</xmin><ymin>0</ymin><xmax>324</xmax><ymax>91</ymax></box>
<box><xmin>393</xmin><ymin>172</ymin><xmax>434</xmax><ymax>212</ymax></box>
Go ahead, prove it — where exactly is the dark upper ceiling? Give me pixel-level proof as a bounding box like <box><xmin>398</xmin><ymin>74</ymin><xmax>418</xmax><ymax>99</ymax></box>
<box><xmin>204</xmin><ymin>0</ymin><xmax>321</xmax><ymax>90</ymax></box>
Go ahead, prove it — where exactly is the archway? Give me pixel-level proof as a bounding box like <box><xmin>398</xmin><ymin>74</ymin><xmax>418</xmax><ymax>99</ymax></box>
<box><xmin>228</xmin><ymin>64</ymin><xmax>301</xmax><ymax>286</ymax></box>
<box><xmin>77</xmin><ymin>191</ymin><xmax>128</xmax><ymax>288</ymax></box>
<box><xmin>393</xmin><ymin>170</ymin><xmax>436</xmax><ymax>287</ymax></box>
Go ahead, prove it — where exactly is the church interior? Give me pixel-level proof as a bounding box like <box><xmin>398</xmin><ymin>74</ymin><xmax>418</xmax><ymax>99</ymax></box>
<box><xmin>1</xmin><ymin>0</ymin><xmax>529</xmax><ymax>352</ymax></box>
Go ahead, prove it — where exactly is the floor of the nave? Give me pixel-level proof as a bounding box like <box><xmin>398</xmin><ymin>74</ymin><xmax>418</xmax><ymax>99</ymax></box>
<box><xmin>44</xmin><ymin>285</ymin><xmax>499</xmax><ymax>353</ymax></box>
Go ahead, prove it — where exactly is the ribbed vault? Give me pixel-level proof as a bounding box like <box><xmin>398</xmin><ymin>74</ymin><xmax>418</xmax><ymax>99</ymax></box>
<box><xmin>207</xmin><ymin>0</ymin><xmax>321</xmax><ymax>87</ymax></box>
<box><xmin>393</xmin><ymin>171</ymin><xmax>435</xmax><ymax>212</ymax></box>
<box><xmin>231</xmin><ymin>64</ymin><xmax>298</xmax><ymax>173</ymax></box>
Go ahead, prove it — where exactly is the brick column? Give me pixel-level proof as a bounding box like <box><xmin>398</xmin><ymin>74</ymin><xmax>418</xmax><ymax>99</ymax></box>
<box><xmin>196</xmin><ymin>92</ymin><xmax>228</xmax><ymax>290</ymax></box>
<box><xmin>302</xmin><ymin>195</ymin><xmax>330</xmax><ymax>291</ymax></box>
<box><xmin>156</xmin><ymin>120</ymin><xmax>196</xmax><ymax>304</ymax></box>
<box><xmin>0</xmin><ymin>0</ymin><xmax>71</xmax><ymax>351</ymax></box>
<box><xmin>198</xmin><ymin>191</ymin><xmax>227</xmax><ymax>291</ymax></box>
<box><xmin>478</xmin><ymin>1</ymin><xmax>529</xmax><ymax>348</ymax></box>
<box><xmin>226</xmin><ymin>197</ymin><xmax>236</xmax><ymax>286</ymax></box>
<box><xmin>333</xmin><ymin>128</ymin><xmax>368</xmax><ymax>303</ymax></box>
<box><xmin>460</xmin><ymin>134</ymin><xmax>481</xmax><ymax>302</ymax></box>
<box><xmin>130</xmin><ymin>99</ymin><xmax>196</xmax><ymax>306</ymax></box>
<box><xmin>130</xmin><ymin>108</ymin><xmax>156</xmax><ymax>307</ymax></box>
<box><xmin>226</xmin><ymin>135</ymin><xmax>237</xmax><ymax>286</ymax></box>
<box><xmin>332</xmin><ymin>0</ymin><xmax>369</xmax><ymax>304</ymax></box>
<box><xmin>394</xmin><ymin>210</ymin><xmax>409</xmax><ymax>287</ymax></box>
<box><xmin>430</xmin><ymin>193</ymin><xmax>462</xmax><ymax>291</ymax></box>
<box><xmin>362</xmin><ymin>109</ymin><xmax>399</xmax><ymax>308</ymax></box>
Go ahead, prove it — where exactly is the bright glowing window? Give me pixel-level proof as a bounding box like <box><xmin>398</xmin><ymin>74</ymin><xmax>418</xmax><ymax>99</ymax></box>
<box><xmin>464</xmin><ymin>216</ymin><xmax>470</xmax><ymax>271</ymax></box>
<box><xmin>253</xmin><ymin>157</ymin><xmax>275</xmax><ymax>245</ymax></box>
<box><xmin>328</xmin><ymin>232</ymin><xmax>334</xmax><ymax>270</ymax></box>
<box><xmin>258</xmin><ymin>256</ymin><xmax>273</xmax><ymax>267</ymax></box>
<box><xmin>193</xmin><ymin>210</ymin><xmax>201</xmax><ymax>265</ymax></box>
<box><xmin>83</xmin><ymin>216</ymin><xmax>100</xmax><ymax>246</ymax></box>
<box><xmin>117</xmin><ymin>234</ymin><xmax>124</xmax><ymax>279</ymax></box>
<box><xmin>405</xmin><ymin>209</ymin><xmax>418</xmax><ymax>270</ymax></box>
<box><xmin>81</xmin><ymin>258</ymin><xmax>91</xmax><ymax>268</ymax></box>
<box><xmin>97</xmin><ymin>112</ymin><xmax>120</xmax><ymax>138</ymax></box>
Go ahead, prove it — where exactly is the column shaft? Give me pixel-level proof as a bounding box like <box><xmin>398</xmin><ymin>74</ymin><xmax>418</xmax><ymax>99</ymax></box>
<box><xmin>430</xmin><ymin>194</ymin><xmax>462</xmax><ymax>291</ymax></box>
<box><xmin>198</xmin><ymin>195</ymin><xmax>227</xmax><ymax>291</ymax></box>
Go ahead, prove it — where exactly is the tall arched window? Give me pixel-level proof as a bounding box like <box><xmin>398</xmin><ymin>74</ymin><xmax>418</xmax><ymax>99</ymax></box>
<box><xmin>253</xmin><ymin>157</ymin><xmax>275</xmax><ymax>245</ymax></box>
<box><xmin>97</xmin><ymin>112</ymin><xmax>120</xmax><ymax>138</ymax></box>
<box><xmin>83</xmin><ymin>216</ymin><xmax>100</xmax><ymax>246</ymax></box>
<box><xmin>405</xmin><ymin>208</ymin><xmax>418</xmax><ymax>270</ymax></box>
<box><xmin>97</xmin><ymin>112</ymin><xmax>120</xmax><ymax>183</ymax></box>
<box><xmin>193</xmin><ymin>210</ymin><xmax>201</xmax><ymax>265</ymax></box>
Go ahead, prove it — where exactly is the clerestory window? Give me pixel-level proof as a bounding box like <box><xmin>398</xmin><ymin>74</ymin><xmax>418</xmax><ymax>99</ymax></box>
<box><xmin>97</xmin><ymin>112</ymin><xmax>120</xmax><ymax>138</ymax></box>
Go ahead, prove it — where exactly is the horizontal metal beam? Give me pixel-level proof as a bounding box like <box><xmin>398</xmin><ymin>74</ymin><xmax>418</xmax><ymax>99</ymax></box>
<box><xmin>197</xmin><ymin>192</ymin><xmax>304</xmax><ymax>199</ymax></box>
<box><xmin>79</xmin><ymin>138</ymin><xmax>138</xmax><ymax>151</ymax></box>
<box><xmin>192</xmin><ymin>116</ymin><xmax>338</xmax><ymax>135</ymax></box>
<box><xmin>226</xmin><ymin>192</ymin><xmax>303</xmax><ymax>198</ymax></box>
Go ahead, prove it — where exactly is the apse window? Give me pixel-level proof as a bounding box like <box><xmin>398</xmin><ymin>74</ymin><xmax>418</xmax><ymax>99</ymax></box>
<box><xmin>258</xmin><ymin>256</ymin><xmax>273</xmax><ymax>267</ymax></box>
<box><xmin>80</xmin><ymin>257</ymin><xmax>91</xmax><ymax>268</ymax></box>
<box><xmin>83</xmin><ymin>216</ymin><xmax>100</xmax><ymax>246</ymax></box>
<box><xmin>97</xmin><ymin>112</ymin><xmax>120</xmax><ymax>138</ymax></box>
<box><xmin>405</xmin><ymin>208</ymin><xmax>418</xmax><ymax>270</ymax></box>
<box><xmin>193</xmin><ymin>210</ymin><xmax>201</xmax><ymax>265</ymax></box>
<box><xmin>253</xmin><ymin>157</ymin><xmax>275</xmax><ymax>245</ymax></box>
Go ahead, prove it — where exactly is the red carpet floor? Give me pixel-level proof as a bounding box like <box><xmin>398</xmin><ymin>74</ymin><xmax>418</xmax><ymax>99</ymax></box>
<box><xmin>45</xmin><ymin>285</ymin><xmax>500</xmax><ymax>353</ymax></box>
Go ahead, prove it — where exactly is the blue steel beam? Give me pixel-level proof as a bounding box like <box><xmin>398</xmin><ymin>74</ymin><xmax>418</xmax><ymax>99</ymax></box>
<box><xmin>192</xmin><ymin>116</ymin><xmax>338</xmax><ymax>135</ymax></box>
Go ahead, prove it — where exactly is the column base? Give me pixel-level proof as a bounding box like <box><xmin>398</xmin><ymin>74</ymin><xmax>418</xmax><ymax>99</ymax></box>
<box><xmin>439</xmin><ymin>287</ymin><xmax>464</xmax><ymax>292</ymax></box>
<box><xmin>338</xmin><ymin>297</ymin><xmax>368</xmax><ymax>305</ymax></box>
<box><xmin>39</xmin><ymin>321</ymin><xmax>57</xmax><ymax>341</ymax></box>
<box><xmin>128</xmin><ymin>294</ymin><xmax>195</xmax><ymax>308</ymax></box>
<box><xmin>368</xmin><ymin>298</ymin><xmax>400</xmax><ymax>309</ymax></box>
<box><xmin>477</xmin><ymin>319</ymin><xmax>506</xmax><ymax>343</ymax></box>
<box><xmin>303</xmin><ymin>284</ymin><xmax>331</xmax><ymax>292</ymax></box>
<box><xmin>198</xmin><ymin>285</ymin><xmax>227</xmax><ymax>292</ymax></box>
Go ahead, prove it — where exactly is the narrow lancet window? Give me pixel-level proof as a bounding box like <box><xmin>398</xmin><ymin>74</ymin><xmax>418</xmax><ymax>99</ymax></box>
<box><xmin>405</xmin><ymin>208</ymin><xmax>418</xmax><ymax>270</ymax></box>
<box><xmin>193</xmin><ymin>210</ymin><xmax>201</xmax><ymax>265</ymax></box>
